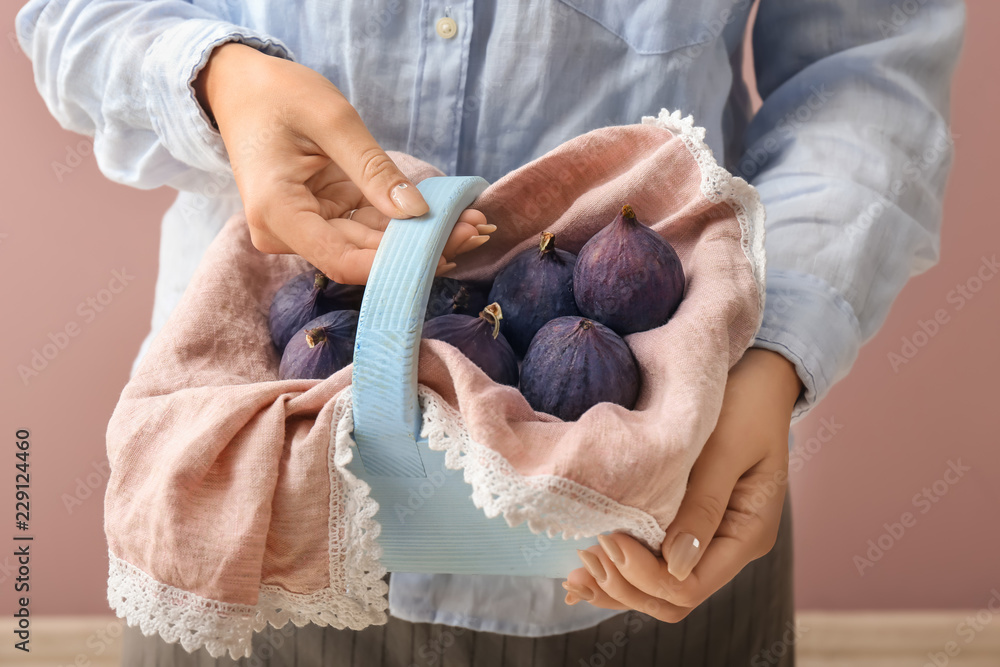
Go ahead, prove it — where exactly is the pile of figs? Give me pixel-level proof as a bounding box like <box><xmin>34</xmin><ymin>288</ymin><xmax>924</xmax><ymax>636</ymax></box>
<box><xmin>268</xmin><ymin>204</ymin><xmax>685</xmax><ymax>422</ymax></box>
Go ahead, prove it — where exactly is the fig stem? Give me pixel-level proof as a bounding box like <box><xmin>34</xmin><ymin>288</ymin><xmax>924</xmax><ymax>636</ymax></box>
<box><xmin>539</xmin><ymin>232</ymin><xmax>555</xmax><ymax>254</ymax></box>
<box><xmin>481</xmin><ymin>302</ymin><xmax>504</xmax><ymax>339</ymax></box>
<box><xmin>313</xmin><ymin>272</ymin><xmax>329</xmax><ymax>291</ymax></box>
<box><xmin>621</xmin><ymin>204</ymin><xmax>635</xmax><ymax>219</ymax></box>
<box><xmin>580</xmin><ymin>319</ymin><xmax>594</xmax><ymax>331</ymax></box>
<box><xmin>305</xmin><ymin>327</ymin><xmax>327</xmax><ymax>348</ymax></box>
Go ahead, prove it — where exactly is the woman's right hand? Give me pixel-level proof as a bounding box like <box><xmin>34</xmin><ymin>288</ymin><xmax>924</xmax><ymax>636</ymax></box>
<box><xmin>194</xmin><ymin>43</ymin><xmax>491</xmax><ymax>284</ymax></box>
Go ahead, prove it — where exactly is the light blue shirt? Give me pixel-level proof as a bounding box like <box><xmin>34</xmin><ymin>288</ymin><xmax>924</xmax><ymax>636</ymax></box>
<box><xmin>17</xmin><ymin>0</ymin><xmax>964</xmax><ymax>637</ymax></box>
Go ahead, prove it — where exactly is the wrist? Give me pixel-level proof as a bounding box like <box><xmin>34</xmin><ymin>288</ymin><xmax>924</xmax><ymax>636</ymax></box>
<box><xmin>194</xmin><ymin>41</ymin><xmax>261</xmax><ymax>126</ymax></box>
<box><xmin>742</xmin><ymin>348</ymin><xmax>804</xmax><ymax>412</ymax></box>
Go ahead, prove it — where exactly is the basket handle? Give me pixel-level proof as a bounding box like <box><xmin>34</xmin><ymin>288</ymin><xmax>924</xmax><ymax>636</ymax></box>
<box><xmin>351</xmin><ymin>176</ymin><xmax>489</xmax><ymax>477</ymax></box>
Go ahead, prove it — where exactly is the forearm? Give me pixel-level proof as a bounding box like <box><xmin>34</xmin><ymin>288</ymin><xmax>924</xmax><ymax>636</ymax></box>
<box><xmin>16</xmin><ymin>0</ymin><xmax>292</xmax><ymax>191</ymax></box>
<box><xmin>745</xmin><ymin>0</ymin><xmax>965</xmax><ymax>419</ymax></box>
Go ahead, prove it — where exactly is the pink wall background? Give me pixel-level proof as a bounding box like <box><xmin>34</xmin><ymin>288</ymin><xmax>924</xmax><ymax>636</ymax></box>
<box><xmin>1</xmin><ymin>2</ymin><xmax>996</xmax><ymax>616</ymax></box>
<box><xmin>783</xmin><ymin>1</ymin><xmax>1000</xmax><ymax>606</ymax></box>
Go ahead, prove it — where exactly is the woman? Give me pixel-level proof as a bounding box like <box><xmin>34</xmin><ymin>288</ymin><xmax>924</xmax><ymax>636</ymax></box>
<box><xmin>15</xmin><ymin>0</ymin><xmax>964</xmax><ymax>664</ymax></box>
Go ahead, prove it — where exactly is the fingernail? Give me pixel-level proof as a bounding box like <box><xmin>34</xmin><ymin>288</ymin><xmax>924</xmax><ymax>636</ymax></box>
<box><xmin>597</xmin><ymin>535</ymin><xmax>625</xmax><ymax>567</ymax></box>
<box><xmin>667</xmin><ymin>533</ymin><xmax>702</xmax><ymax>582</ymax></box>
<box><xmin>475</xmin><ymin>223</ymin><xmax>497</xmax><ymax>235</ymax></box>
<box><xmin>391</xmin><ymin>182</ymin><xmax>428</xmax><ymax>217</ymax></box>
<box><xmin>564</xmin><ymin>592</ymin><xmax>579</xmax><ymax>606</ymax></box>
<box><xmin>435</xmin><ymin>262</ymin><xmax>457</xmax><ymax>276</ymax></box>
<box><xmin>561</xmin><ymin>581</ymin><xmax>595</xmax><ymax>601</ymax></box>
<box><xmin>577</xmin><ymin>550</ymin><xmax>607</xmax><ymax>583</ymax></box>
<box><xmin>455</xmin><ymin>234</ymin><xmax>490</xmax><ymax>254</ymax></box>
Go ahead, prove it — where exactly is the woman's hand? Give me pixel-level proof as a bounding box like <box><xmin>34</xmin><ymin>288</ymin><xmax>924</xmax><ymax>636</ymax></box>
<box><xmin>562</xmin><ymin>348</ymin><xmax>802</xmax><ymax>620</ymax></box>
<box><xmin>195</xmin><ymin>43</ymin><xmax>490</xmax><ymax>284</ymax></box>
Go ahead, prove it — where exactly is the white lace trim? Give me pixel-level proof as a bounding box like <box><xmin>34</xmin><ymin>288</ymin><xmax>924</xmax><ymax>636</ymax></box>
<box><xmin>329</xmin><ymin>389</ymin><xmax>390</xmax><ymax>619</ymax></box>
<box><xmin>107</xmin><ymin>553</ymin><xmax>258</xmax><ymax>659</ymax></box>
<box><xmin>106</xmin><ymin>392</ymin><xmax>388</xmax><ymax>661</ymax></box>
<box><xmin>642</xmin><ymin>108</ymin><xmax>768</xmax><ymax>333</ymax></box>
<box><xmin>417</xmin><ymin>386</ymin><xmax>666</xmax><ymax>548</ymax></box>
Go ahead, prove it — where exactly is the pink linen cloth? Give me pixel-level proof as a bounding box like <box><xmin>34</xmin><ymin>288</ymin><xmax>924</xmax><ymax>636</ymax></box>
<box><xmin>104</xmin><ymin>109</ymin><xmax>765</xmax><ymax>658</ymax></box>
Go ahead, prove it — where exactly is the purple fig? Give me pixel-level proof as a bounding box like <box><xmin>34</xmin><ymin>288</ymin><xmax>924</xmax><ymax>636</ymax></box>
<box><xmin>278</xmin><ymin>310</ymin><xmax>359</xmax><ymax>380</ymax></box>
<box><xmin>425</xmin><ymin>277</ymin><xmax>491</xmax><ymax>320</ymax></box>
<box><xmin>519</xmin><ymin>316</ymin><xmax>639</xmax><ymax>421</ymax></box>
<box><xmin>321</xmin><ymin>276</ymin><xmax>365</xmax><ymax>310</ymax></box>
<box><xmin>269</xmin><ymin>269</ymin><xmax>365</xmax><ymax>351</ymax></box>
<box><xmin>487</xmin><ymin>232</ymin><xmax>581</xmax><ymax>356</ymax></box>
<box><xmin>573</xmin><ymin>204</ymin><xmax>685</xmax><ymax>335</ymax></box>
<box><xmin>423</xmin><ymin>303</ymin><xmax>519</xmax><ymax>386</ymax></box>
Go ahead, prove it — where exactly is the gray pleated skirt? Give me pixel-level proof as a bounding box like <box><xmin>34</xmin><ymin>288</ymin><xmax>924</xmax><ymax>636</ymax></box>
<box><xmin>121</xmin><ymin>495</ymin><xmax>794</xmax><ymax>667</ymax></box>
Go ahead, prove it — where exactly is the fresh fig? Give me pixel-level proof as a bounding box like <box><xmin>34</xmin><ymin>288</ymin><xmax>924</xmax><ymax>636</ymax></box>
<box><xmin>425</xmin><ymin>277</ymin><xmax>491</xmax><ymax>320</ymax></box>
<box><xmin>422</xmin><ymin>302</ymin><xmax>519</xmax><ymax>386</ymax></box>
<box><xmin>321</xmin><ymin>276</ymin><xmax>365</xmax><ymax>310</ymax></box>
<box><xmin>487</xmin><ymin>232</ymin><xmax>581</xmax><ymax>356</ymax></box>
<box><xmin>519</xmin><ymin>316</ymin><xmax>639</xmax><ymax>421</ymax></box>
<box><xmin>269</xmin><ymin>269</ymin><xmax>365</xmax><ymax>350</ymax></box>
<box><xmin>573</xmin><ymin>204</ymin><xmax>685</xmax><ymax>335</ymax></box>
<box><xmin>278</xmin><ymin>310</ymin><xmax>359</xmax><ymax>380</ymax></box>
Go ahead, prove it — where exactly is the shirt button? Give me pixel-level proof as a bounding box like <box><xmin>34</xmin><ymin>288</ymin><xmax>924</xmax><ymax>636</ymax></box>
<box><xmin>436</xmin><ymin>17</ymin><xmax>458</xmax><ymax>39</ymax></box>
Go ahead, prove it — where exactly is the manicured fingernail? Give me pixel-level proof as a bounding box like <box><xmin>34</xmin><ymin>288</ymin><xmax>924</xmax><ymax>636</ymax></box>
<box><xmin>435</xmin><ymin>262</ymin><xmax>457</xmax><ymax>276</ymax></box>
<box><xmin>561</xmin><ymin>581</ymin><xmax>595</xmax><ymax>601</ymax></box>
<box><xmin>597</xmin><ymin>534</ymin><xmax>625</xmax><ymax>567</ymax></box>
<box><xmin>577</xmin><ymin>550</ymin><xmax>607</xmax><ymax>583</ymax></box>
<box><xmin>667</xmin><ymin>533</ymin><xmax>702</xmax><ymax>582</ymax></box>
<box><xmin>455</xmin><ymin>234</ymin><xmax>490</xmax><ymax>254</ymax></box>
<box><xmin>475</xmin><ymin>224</ymin><xmax>497</xmax><ymax>235</ymax></box>
<box><xmin>391</xmin><ymin>182</ymin><xmax>428</xmax><ymax>217</ymax></box>
<box><xmin>564</xmin><ymin>592</ymin><xmax>579</xmax><ymax>606</ymax></box>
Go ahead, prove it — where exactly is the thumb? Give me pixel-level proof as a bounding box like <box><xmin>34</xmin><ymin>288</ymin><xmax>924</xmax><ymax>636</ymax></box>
<box><xmin>307</xmin><ymin>101</ymin><xmax>429</xmax><ymax>219</ymax></box>
<box><xmin>662</xmin><ymin>454</ymin><xmax>741</xmax><ymax>582</ymax></box>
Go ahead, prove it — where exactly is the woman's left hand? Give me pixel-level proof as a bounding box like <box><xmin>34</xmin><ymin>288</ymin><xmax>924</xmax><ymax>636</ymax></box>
<box><xmin>562</xmin><ymin>348</ymin><xmax>803</xmax><ymax>621</ymax></box>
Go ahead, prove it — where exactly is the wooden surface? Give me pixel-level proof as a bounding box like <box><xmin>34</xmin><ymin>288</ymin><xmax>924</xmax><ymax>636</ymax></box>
<box><xmin>4</xmin><ymin>612</ymin><xmax>1000</xmax><ymax>666</ymax></box>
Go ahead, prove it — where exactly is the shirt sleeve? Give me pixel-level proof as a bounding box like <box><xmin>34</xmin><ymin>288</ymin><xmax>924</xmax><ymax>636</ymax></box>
<box><xmin>15</xmin><ymin>0</ymin><xmax>294</xmax><ymax>191</ymax></box>
<box><xmin>743</xmin><ymin>0</ymin><xmax>965</xmax><ymax>421</ymax></box>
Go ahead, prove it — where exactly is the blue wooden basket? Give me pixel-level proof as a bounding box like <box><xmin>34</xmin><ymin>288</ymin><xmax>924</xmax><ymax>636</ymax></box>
<box><xmin>344</xmin><ymin>176</ymin><xmax>599</xmax><ymax>577</ymax></box>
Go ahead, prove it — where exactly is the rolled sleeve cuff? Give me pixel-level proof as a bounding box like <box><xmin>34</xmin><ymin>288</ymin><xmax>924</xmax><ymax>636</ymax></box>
<box><xmin>142</xmin><ymin>19</ymin><xmax>294</xmax><ymax>176</ymax></box>
<box><xmin>752</xmin><ymin>269</ymin><xmax>861</xmax><ymax>423</ymax></box>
